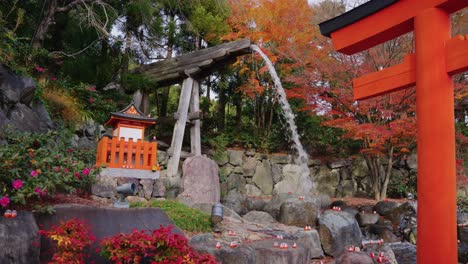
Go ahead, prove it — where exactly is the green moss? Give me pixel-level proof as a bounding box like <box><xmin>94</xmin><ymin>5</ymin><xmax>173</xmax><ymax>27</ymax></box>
<box><xmin>130</xmin><ymin>200</ymin><xmax>211</xmax><ymax>233</ymax></box>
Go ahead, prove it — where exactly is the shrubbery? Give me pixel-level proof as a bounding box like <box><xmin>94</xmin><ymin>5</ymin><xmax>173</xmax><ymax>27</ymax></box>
<box><xmin>0</xmin><ymin>128</ymin><xmax>97</xmax><ymax>208</ymax></box>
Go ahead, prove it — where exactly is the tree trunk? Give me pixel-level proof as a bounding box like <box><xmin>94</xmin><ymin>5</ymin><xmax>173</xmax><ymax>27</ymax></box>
<box><xmin>32</xmin><ymin>0</ymin><xmax>58</xmax><ymax>48</ymax></box>
<box><xmin>234</xmin><ymin>94</ymin><xmax>242</xmax><ymax>128</ymax></box>
<box><xmin>121</xmin><ymin>29</ymin><xmax>132</xmax><ymax>80</ymax></box>
<box><xmin>217</xmin><ymin>79</ymin><xmax>226</xmax><ymax>131</ymax></box>
<box><xmin>380</xmin><ymin>146</ymin><xmax>394</xmax><ymax>200</ymax></box>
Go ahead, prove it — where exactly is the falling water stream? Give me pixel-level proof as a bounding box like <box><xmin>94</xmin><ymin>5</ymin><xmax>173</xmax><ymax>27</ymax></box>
<box><xmin>250</xmin><ymin>45</ymin><xmax>315</xmax><ymax>194</ymax></box>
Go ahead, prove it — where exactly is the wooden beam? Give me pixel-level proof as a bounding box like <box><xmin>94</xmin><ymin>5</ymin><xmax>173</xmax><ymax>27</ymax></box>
<box><xmin>446</xmin><ymin>35</ymin><xmax>468</xmax><ymax>76</ymax></box>
<box><xmin>354</xmin><ymin>54</ymin><xmax>416</xmax><ymax>100</ymax></box>
<box><xmin>167</xmin><ymin>78</ymin><xmax>194</xmax><ymax>178</ymax></box>
<box><xmin>134</xmin><ymin>39</ymin><xmax>251</xmax><ymax>87</ymax></box>
<box><xmin>324</xmin><ymin>0</ymin><xmax>467</xmax><ymax>54</ymax></box>
<box><xmin>190</xmin><ymin>80</ymin><xmax>201</xmax><ymax>156</ymax></box>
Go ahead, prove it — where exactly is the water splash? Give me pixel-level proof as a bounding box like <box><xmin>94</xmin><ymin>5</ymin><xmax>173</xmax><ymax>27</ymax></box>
<box><xmin>250</xmin><ymin>44</ymin><xmax>315</xmax><ymax>194</ymax></box>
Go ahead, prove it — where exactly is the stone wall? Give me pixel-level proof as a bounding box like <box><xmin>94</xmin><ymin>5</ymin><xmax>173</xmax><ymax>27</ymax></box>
<box><xmin>155</xmin><ymin>149</ymin><xmax>419</xmax><ymax>199</ymax></box>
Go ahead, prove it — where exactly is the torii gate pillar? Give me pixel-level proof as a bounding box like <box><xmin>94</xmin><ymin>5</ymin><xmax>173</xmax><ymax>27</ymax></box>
<box><xmin>319</xmin><ymin>1</ymin><xmax>468</xmax><ymax>263</ymax></box>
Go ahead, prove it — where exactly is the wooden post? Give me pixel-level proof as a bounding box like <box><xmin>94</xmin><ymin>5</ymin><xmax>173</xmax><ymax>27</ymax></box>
<box><xmin>415</xmin><ymin>8</ymin><xmax>457</xmax><ymax>263</ymax></box>
<box><xmin>167</xmin><ymin>77</ymin><xmax>194</xmax><ymax>177</ymax></box>
<box><xmin>190</xmin><ymin>79</ymin><xmax>202</xmax><ymax>156</ymax></box>
<box><xmin>135</xmin><ymin>139</ymin><xmax>142</xmax><ymax>168</ymax></box>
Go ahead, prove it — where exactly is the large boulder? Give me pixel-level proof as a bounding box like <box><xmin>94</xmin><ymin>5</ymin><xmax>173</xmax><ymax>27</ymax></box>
<box><xmin>388</xmin><ymin>242</ymin><xmax>417</xmax><ymax>264</ymax></box>
<box><xmin>0</xmin><ymin>211</ymin><xmax>40</xmax><ymax>264</ymax></box>
<box><xmin>250</xmin><ymin>239</ymin><xmax>311</xmax><ymax>264</ymax></box>
<box><xmin>314</xmin><ymin>166</ymin><xmax>340</xmax><ymax>197</ymax></box>
<box><xmin>0</xmin><ymin>65</ymin><xmax>52</xmax><ymax>132</ymax></box>
<box><xmin>264</xmin><ymin>193</ymin><xmax>296</xmax><ymax>219</ymax></box>
<box><xmin>242</xmin><ymin>211</ymin><xmax>276</xmax><ymax>224</ymax></box>
<box><xmin>179</xmin><ymin>155</ymin><xmax>220</xmax><ymax>204</ymax></box>
<box><xmin>293</xmin><ymin>229</ymin><xmax>325</xmax><ymax>259</ymax></box>
<box><xmin>273</xmin><ymin>164</ymin><xmax>314</xmax><ymax>195</ymax></box>
<box><xmin>356</xmin><ymin>212</ymin><xmax>380</xmax><ymax>227</ymax></box>
<box><xmin>335</xmin><ymin>252</ymin><xmax>374</xmax><ymax>264</ymax></box>
<box><xmin>223</xmin><ymin>189</ymin><xmax>248</xmax><ymax>215</ymax></box>
<box><xmin>245</xmin><ymin>184</ymin><xmax>262</xmax><ymax>196</ymax></box>
<box><xmin>385</xmin><ymin>201</ymin><xmax>417</xmax><ymax>225</ymax></box>
<box><xmin>227</xmin><ymin>173</ymin><xmax>246</xmax><ymax>193</ymax></box>
<box><xmin>242</xmin><ymin>157</ymin><xmax>258</xmax><ymax>177</ymax></box>
<box><xmin>373</xmin><ymin>200</ymin><xmax>402</xmax><ymax>216</ymax></box>
<box><xmin>278</xmin><ymin>198</ymin><xmax>319</xmax><ymax>227</ymax></box>
<box><xmin>252</xmin><ymin>160</ymin><xmax>273</xmax><ymax>195</ymax></box>
<box><xmin>318</xmin><ymin>210</ymin><xmax>363</xmax><ymax>257</ymax></box>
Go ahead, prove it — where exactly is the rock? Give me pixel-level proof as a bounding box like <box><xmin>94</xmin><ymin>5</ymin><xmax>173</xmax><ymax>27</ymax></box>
<box><xmin>233</xmin><ymin>166</ymin><xmax>244</xmax><ymax>174</ymax></box>
<box><xmin>245</xmin><ymin>184</ymin><xmax>262</xmax><ymax>196</ymax></box>
<box><xmin>227</xmin><ymin>149</ymin><xmax>244</xmax><ymax>166</ymax></box>
<box><xmin>76</xmin><ymin>137</ymin><xmax>96</xmax><ymax>150</ymax></box>
<box><xmin>335</xmin><ymin>252</ymin><xmax>374</xmax><ymax>264</ymax></box>
<box><xmin>0</xmin><ymin>211</ymin><xmax>40</xmax><ymax>264</ymax></box>
<box><xmin>363</xmin><ymin>244</ymin><xmax>398</xmax><ymax>264</ymax></box>
<box><xmin>179</xmin><ymin>155</ymin><xmax>220</xmax><ymax>204</ymax></box>
<box><xmin>352</xmin><ymin>157</ymin><xmax>369</xmax><ymax>178</ymax></box>
<box><xmin>250</xmin><ymin>239</ymin><xmax>311</xmax><ymax>264</ymax></box>
<box><xmin>388</xmin><ymin>242</ymin><xmax>417</xmax><ymax>264</ymax></box>
<box><xmin>373</xmin><ymin>201</ymin><xmax>401</xmax><ymax>216</ymax></box>
<box><xmin>385</xmin><ymin>202</ymin><xmax>417</xmax><ymax>225</ymax></box>
<box><xmin>215</xmin><ymin>151</ymin><xmax>229</xmax><ymax>166</ymax></box>
<box><xmin>318</xmin><ymin>210</ymin><xmax>363</xmax><ymax>257</ymax></box>
<box><xmin>406</xmin><ymin>154</ymin><xmax>417</xmax><ymax>170</ymax></box>
<box><xmin>343</xmin><ymin>207</ymin><xmax>359</xmax><ymax>218</ymax></box>
<box><xmin>459</xmin><ymin>242</ymin><xmax>468</xmax><ymax>263</ymax></box>
<box><xmin>315</xmin><ymin>166</ymin><xmax>339</xmax><ymax>196</ymax></box>
<box><xmin>293</xmin><ymin>229</ymin><xmax>325</xmax><ymax>258</ymax></box>
<box><xmin>91</xmin><ymin>174</ymin><xmax>118</xmax><ymax>198</ymax></box>
<box><xmin>252</xmin><ymin>160</ymin><xmax>273</xmax><ymax>195</ymax></box>
<box><xmin>245</xmin><ymin>149</ymin><xmax>256</xmax><ymax>157</ymax></box>
<box><xmin>459</xmin><ymin>225</ymin><xmax>468</xmax><ymax>244</ymax></box>
<box><xmin>31</xmin><ymin>99</ymin><xmax>53</xmax><ymax>131</ymax></box>
<box><xmin>246</xmin><ymin>197</ymin><xmax>266</xmax><ymax>211</ymax></box>
<box><xmin>271</xmin><ymin>164</ymin><xmax>284</xmax><ymax>184</ymax></box>
<box><xmin>139</xmin><ymin>179</ymin><xmax>154</xmax><ymax>200</ymax></box>
<box><xmin>227</xmin><ymin>173</ymin><xmax>247</xmax><ymax>193</ymax></box>
<box><xmin>273</xmin><ymin>164</ymin><xmax>314</xmax><ymax>195</ymax></box>
<box><xmin>336</xmin><ymin>179</ymin><xmax>357</xmax><ymax>197</ymax></box>
<box><xmin>367</xmin><ymin>224</ymin><xmax>400</xmax><ymax>243</ymax></box>
<box><xmin>308</xmin><ymin>159</ymin><xmax>322</xmax><ymax>166</ymax></box>
<box><xmin>356</xmin><ymin>212</ymin><xmax>380</xmax><ymax>226</ymax></box>
<box><xmin>223</xmin><ymin>189</ymin><xmax>248</xmax><ymax>215</ymax></box>
<box><xmin>278</xmin><ymin>198</ymin><xmax>319</xmax><ymax>227</ymax></box>
<box><xmin>0</xmin><ymin>64</ymin><xmax>36</xmax><ymax>105</ymax></box>
<box><xmin>242</xmin><ymin>211</ymin><xmax>276</xmax><ymax>224</ymax></box>
<box><xmin>270</xmin><ymin>153</ymin><xmax>291</xmax><ymax>164</ymax></box>
<box><xmin>328</xmin><ymin>159</ymin><xmax>351</xmax><ymax>169</ymax></box>
<box><xmin>157</xmin><ymin>150</ymin><xmax>169</xmax><ymax>166</ymax></box>
<box><xmin>242</xmin><ymin>157</ymin><xmax>258</xmax><ymax>177</ymax></box>
<box><xmin>190</xmin><ymin>238</ymin><xmax>256</xmax><ymax>264</ymax></box>
<box><xmin>36</xmin><ymin>204</ymin><xmax>183</xmax><ymax>263</ymax></box>
<box><xmin>152</xmin><ymin>178</ymin><xmax>166</xmax><ymax>197</ymax></box>
<box><xmin>264</xmin><ymin>193</ymin><xmax>295</xmax><ymax>219</ymax></box>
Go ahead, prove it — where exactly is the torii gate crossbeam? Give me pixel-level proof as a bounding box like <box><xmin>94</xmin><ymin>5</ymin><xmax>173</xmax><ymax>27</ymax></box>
<box><xmin>320</xmin><ymin>0</ymin><xmax>468</xmax><ymax>263</ymax></box>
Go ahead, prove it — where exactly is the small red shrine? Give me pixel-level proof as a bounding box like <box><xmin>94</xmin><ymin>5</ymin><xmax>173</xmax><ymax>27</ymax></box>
<box><xmin>96</xmin><ymin>102</ymin><xmax>159</xmax><ymax>171</ymax></box>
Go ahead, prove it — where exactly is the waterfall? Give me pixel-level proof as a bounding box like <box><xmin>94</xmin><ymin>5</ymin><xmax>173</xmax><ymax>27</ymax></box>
<box><xmin>250</xmin><ymin>44</ymin><xmax>315</xmax><ymax>194</ymax></box>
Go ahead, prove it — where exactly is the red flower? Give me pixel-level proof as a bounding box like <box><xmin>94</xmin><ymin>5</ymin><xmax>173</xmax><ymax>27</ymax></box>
<box><xmin>35</xmin><ymin>66</ymin><xmax>45</xmax><ymax>73</ymax></box>
<box><xmin>82</xmin><ymin>168</ymin><xmax>90</xmax><ymax>176</ymax></box>
<box><xmin>51</xmin><ymin>77</ymin><xmax>57</xmax><ymax>81</ymax></box>
<box><xmin>74</xmin><ymin>172</ymin><xmax>81</xmax><ymax>180</ymax></box>
<box><xmin>89</xmin><ymin>98</ymin><xmax>95</xmax><ymax>103</ymax></box>
<box><xmin>12</xmin><ymin>179</ymin><xmax>23</xmax><ymax>190</ymax></box>
<box><xmin>0</xmin><ymin>196</ymin><xmax>10</xmax><ymax>207</ymax></box>
<box><xmin>89</xmin><ymin>86</ymin><xmax>96</xmax><ymax>91</ymax></box>
<box><xmin>30</xmin><ymin>170</ymin><xmax>38</xmax><ymax>177</ymax></box>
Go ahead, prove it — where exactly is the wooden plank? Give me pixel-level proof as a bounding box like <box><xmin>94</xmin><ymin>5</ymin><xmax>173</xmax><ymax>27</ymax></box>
<box><xmin>127</xmin><ymin>138</ymin><xmax>134</xmax><ymax>168</ymax></box>
<box><xmin>118</xmin><ymin>138</ymin><xmax>125</xmax><ymax>167</ymax></box>
<box><xmin>446</xmin><ymin>35</ymin><xmax>468</xmax><ymax>76</ymax></box>
<box><xmin>324</xmin><ymin>0</ymin><xmax>467</xmax><ymax>54</ymax></box>
<box><xmin>135</xmin><ymin>139</ymin><xmax>142</xmax><ymax>169</ymax></box>
<box><xmin>167</xmin><ymin>78</ymin><xmax>194</xmax><ymax>177</ymax></box>
<box><xmin>190</xmin><ymin>80</ymin><xmax>201</xmax><ymax>156</ymax></box>
<box><xmin>354</xmin><ymin>54</ymin><xmax>416</xmax><ymax>100</ymax></box>
<box><xmin>110</xmin><ymin>137</ymin><xmax>118</xmax><ymax>167</ymax></box>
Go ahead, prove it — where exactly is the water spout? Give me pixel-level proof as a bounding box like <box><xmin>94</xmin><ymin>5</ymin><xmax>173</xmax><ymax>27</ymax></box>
<box><xmin>250</xmin><ymin>44</ymin><xmax>315</xmax><ymax>194</ymax></box>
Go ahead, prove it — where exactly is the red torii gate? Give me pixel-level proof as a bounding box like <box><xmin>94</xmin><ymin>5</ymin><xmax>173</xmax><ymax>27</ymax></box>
<box><xmin>319</xmin><ymin>0</ymin><xmax>467</xmax><ymax>263</ymax></box>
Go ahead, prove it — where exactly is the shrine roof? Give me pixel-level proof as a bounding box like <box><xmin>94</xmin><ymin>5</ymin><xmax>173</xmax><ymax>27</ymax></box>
<box><xmin>319</xmin><ymin>0</ymin><xmax>398</xmax><ymax>37</ymax></box>
<box><xmin>104</xmin><ymin>102</ymin><xmax>156</xmax><ymax>126</ymax></box>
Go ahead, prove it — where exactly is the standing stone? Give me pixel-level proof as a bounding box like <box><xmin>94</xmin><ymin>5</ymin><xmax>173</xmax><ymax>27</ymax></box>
<box><xmin>179</xmin><ymin>155</ymin><xmax>220</xmax><ymax>203</ymax></box>
<box><xmin>318</xmin><ymin>210</ymin><xmax>363</xmax><ymax>257</ymax></box>
<box><xmin>294</xmin><ymin>229</ymin><xmax>325</xmax><ymax>259</ymax></box>
<box><xmin>0</xmin><ymin>212</ymin><xmax>40</xmax><ymax>264</ymax></box>
<box><xmin>352</xmin><ymin>156</ymin><xmax>369</xmax><ymax>178</ymax></box>
<box><xmin>336</xmin><ymin>180</ymin><xmax>357</xmax><ymax>197</ymax></box>
<box><xmin>314</xmin><ymin>166</ymin><xmax>339</xmax><ymax>197</ymax></box>
<box><xmin>252</xmin><ymin>160</ymin><xmax>273</xmax><ymax>195</ymax></box>
<box><xmin>227</xmin><ymin>149</ymin><xmax>244</xmax><ymax>166</ymax></box>
<box><xmin>278</xmin><ymin>198</ymin><xmax>319</xmax><ymax>227</ymax></box>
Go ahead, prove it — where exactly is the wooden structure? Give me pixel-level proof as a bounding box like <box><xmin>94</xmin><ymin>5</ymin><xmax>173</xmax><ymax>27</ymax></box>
<box><xmin>96</xmin><ymin>103</ymin><xmax>158</xmax><ymax>171</ymax></box>
<box><xmin>319</xmin><ymin>0</ymin><xmax>468</xmax><ymax>263</ymax></box>
<box><xmin>134</xmin><ymin>39</ymin><xmax>251</xmax><ymax>177</ymax></box>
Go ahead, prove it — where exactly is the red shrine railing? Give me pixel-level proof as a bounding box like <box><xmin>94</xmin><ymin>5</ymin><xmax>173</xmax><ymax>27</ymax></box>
<box><xmin>95</xmin><ymin>137</ymin><xmax>158</xmax><ymax>170</ymax></box>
